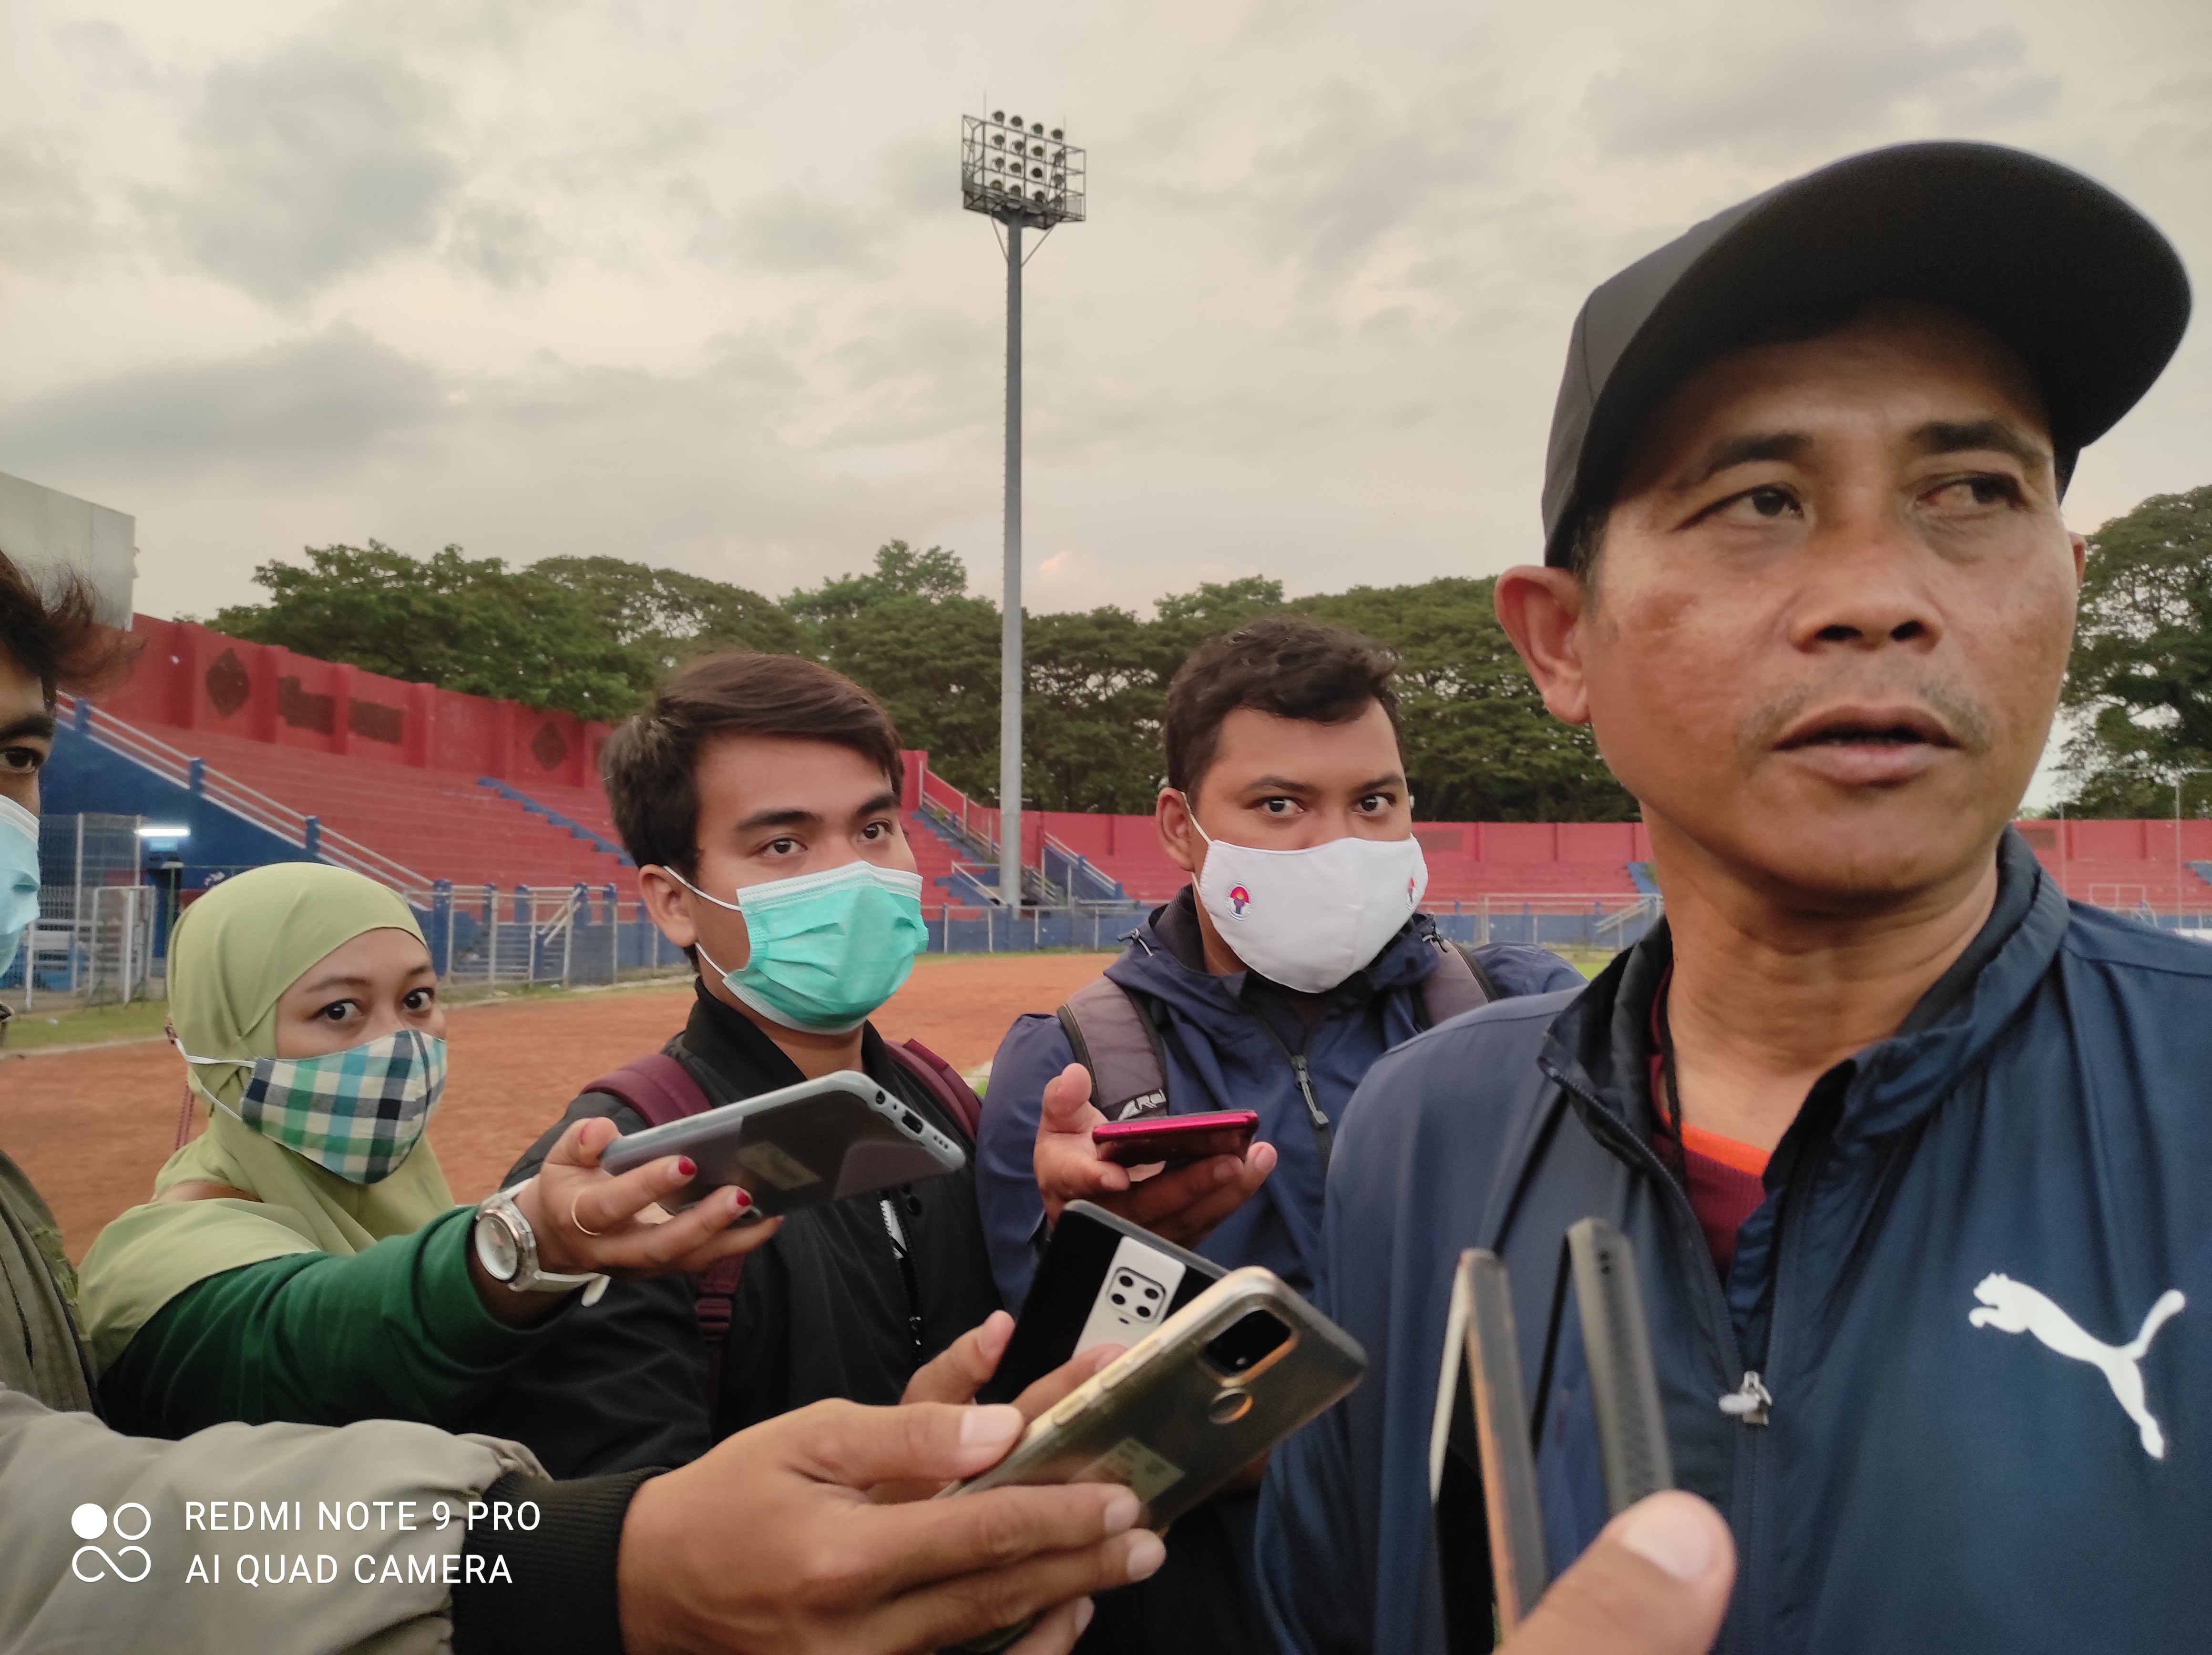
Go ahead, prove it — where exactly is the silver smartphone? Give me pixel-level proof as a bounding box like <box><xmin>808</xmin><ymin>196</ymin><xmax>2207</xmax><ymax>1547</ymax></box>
<box><xmin>953</xmin><ymin>1266</ymin><xmax>1367</xmax><ymax>1530</ymax></box>
<box><xmin>597</xmin><ymin>1069</ymin><xmax>966</xmax><ymax>1217</ymax></box>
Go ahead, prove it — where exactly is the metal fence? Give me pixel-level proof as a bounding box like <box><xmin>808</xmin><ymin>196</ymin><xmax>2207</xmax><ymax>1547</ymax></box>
<box><xmin>405</xmin><ymin>884</ymin><xmax>686</xmax><ymax>989</ymax></box>
<box><xmin>2</xmin><ymin>812</ymin><xmax>156</xmax><ymax>1005</ymax></box>
<box><xmin>913</xmin><ymin>893</ymin><xmax>1669</xmax><ymax>953</ymax></box>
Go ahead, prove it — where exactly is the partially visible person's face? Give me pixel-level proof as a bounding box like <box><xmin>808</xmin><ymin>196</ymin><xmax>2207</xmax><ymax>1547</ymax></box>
<box><xmin>1499</xmin><ymin>305</ymin><xmax>2082</xmax><ymax>908</ymax></box>
<box><xmin>0</xmin><ymin>652</ymin><xmax>53</xmax><ymax>817</ymax></box>
<box><xmin>271</xmin><ymin>928</ymin><xmax>444</xmax><ymax>1058</ymax></box>
<box><xmin>1159</xmin><ymin>701</ymin><xmax>1412</xmax><ymax>875</ymax></box>
<box><xmin>645</xmin><ymin>734</ymin><xmax>917</xmax><ymax>972</ymax></box>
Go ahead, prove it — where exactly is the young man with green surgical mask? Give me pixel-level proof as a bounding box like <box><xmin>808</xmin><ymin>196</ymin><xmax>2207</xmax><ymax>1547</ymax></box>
<box><xmin>473</xmin><ymin>651</ymin><xmax>1005</xmax><ymax>1478</ymax></box>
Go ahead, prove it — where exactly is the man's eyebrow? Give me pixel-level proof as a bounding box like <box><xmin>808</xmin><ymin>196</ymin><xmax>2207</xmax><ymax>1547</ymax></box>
<box><xmin>734</xmin><ymin>807</ymin><xmax>821</xmax><ymax>834</ymax></box>
<box><xmin>1238</xmin><ymin>774</ymin><xmax>1406</xmax><ymax>796</ymax></box>
<box><xmin>0</xmin><ymin>712</ymin><xmax>56</xmax><ymax>743</ymax></box>
<box><xmin>854</xmin><ymin>790</ymin><xmax>901</xmax><ymax>817</ymax></box>
<box><xmin>1906</xmin><ymin>419</ymin><xmax>2050</xmax><ymax>470</ymax></box>
<box><xmin>1679</xmin><ymin>430</ymin><xmax>1812</xmax><ymax>488</ymax></box>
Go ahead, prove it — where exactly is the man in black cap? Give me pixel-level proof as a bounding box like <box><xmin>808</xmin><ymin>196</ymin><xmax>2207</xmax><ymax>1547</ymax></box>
<box><xmin>1256</xmin><ymin>141</ymin><xmax>2205</xmax><ymax>1654</ymax></box>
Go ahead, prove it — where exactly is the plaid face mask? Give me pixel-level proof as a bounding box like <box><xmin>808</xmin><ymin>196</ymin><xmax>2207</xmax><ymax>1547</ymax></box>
<box><xmin>181</xmin><ymin>1028</ymin><xmax>448</xmax><ymax>1185</ymax></box>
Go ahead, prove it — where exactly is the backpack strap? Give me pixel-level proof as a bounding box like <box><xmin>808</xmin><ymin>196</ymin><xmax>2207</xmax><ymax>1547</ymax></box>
<box><xmin>1416</xmin><ymin>935</ymin><xmax>1496</xmax><ymax>1031</ymax></box>
<box><xmin>1056</xmin><ymin>976</ymin><xmax>1171</xmax><ymax>1122</ymax></box>
<box><xmin>882</xmin><ymin>1037</ymin><xmax>983</xmax><ymax>1145</ymax></box>
<box><xmin>579</xmin><ymin>1052</ymin><xmax>748</xmax><ymax>1408</ymax></box>
<box><xmin>580</xmin><ymin>1052</ymin><xmax>710</xmax><ymax>1130</ymax></box>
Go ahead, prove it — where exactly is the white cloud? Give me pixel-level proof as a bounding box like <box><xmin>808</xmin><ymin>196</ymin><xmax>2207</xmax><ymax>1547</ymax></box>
<box><xmin>0</xmin><ymin>0</ymin><xmax>2203</xmax><ymax>623</ymax></box>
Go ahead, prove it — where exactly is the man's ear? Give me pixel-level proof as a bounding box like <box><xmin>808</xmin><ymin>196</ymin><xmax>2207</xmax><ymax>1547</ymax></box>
<box><xmin>1493</xmin><ymin>565</ymin><xmax>1593</xmax><ymax>727</ymax></box>
<box><xmin>636</xmin><ymin>866</ymin><xmax>699</xmax><ymax>951</ymax></box>
<box><xmin>1156</xmin><ymin>786</ymin><xmax>1202</xmax><ymax>877</ymax></box>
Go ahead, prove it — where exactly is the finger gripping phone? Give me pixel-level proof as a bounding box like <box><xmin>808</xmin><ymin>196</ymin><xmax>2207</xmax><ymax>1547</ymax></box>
<box><xmin>597</xmin><ymin>1069</ymin><xmax>965</xmax><ymax>1217</ymax></box>
<box><xmin>1091</xmin><ymin>1109</ymin><xmax>1259</xmax><ymax>1168</ymax></box>
<box><xmin>954</xmin><ymin>1266</ymin><xmax>1366</xmax><ymax>1531</ymax></box>
<box><xmin>978</xmin><ymin>1201</ymin><xmax>1227</xmax><ymax>1405</ymax></box>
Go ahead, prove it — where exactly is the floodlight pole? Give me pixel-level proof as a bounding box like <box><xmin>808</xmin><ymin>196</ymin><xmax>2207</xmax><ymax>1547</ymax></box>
<box><xmin>999</xmin><ymin>214</ymin><xmax>1024</xmax><ymax>911</ymax></box>
<box><xmin>964</xmin><ymin>110</ymin><xmax>1085</xmax><ymax>911</ymax></box>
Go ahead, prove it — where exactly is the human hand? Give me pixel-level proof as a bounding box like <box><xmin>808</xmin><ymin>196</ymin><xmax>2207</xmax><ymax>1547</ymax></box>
<box><xmin>1500</xmin><ymin>1491</ymin><xmax>1734</xmax><ymax>1655</ymax></box>
<box><xmin>506</xmin><ymin>1117</ymin><xmax>779</xmax><ymax>1285</ymax></box>
<box><xmin>876</xmin><ymin>1311</ymin><xmax>1125</xmax><ymax>1505</ymax></box>
<box><xmin>1033</xmin><ymin>1062</ymin><xmax>1275</xmax><ymax>1247</ymax></box>
<box><xmin>615</xmin><ymin>1398</ymin><xmax>1167</xmax><ymax>1655</ymax></box>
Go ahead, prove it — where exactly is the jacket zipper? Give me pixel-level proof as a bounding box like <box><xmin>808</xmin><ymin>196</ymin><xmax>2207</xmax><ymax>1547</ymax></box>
<box><xmin>879</xmin><ymin>1195</ymin><xmax>924</xmax><ymax>1357</ymax></box>
<box><xmin>1545</xmin><ymin>1067</ymin><xmax>1771</xmax><ymax>1654</ymax></box>
<box><xmin>1249</xmin><ymin>1015</ymin><xmax>1334</xmax><ymax>1169</ymax></box>
<box><xmin>1727</xmin><ymin>1112</ymin><xmax>1823</xmax><ymax>1651</ymax></box>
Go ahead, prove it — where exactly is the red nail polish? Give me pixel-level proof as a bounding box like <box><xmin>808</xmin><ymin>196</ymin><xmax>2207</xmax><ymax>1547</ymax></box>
<box><xmin>676</xmin><ymin>1157</ymin><xmax>697</xmax><ymax>1178</ymax></box>
<box><xmin>732</xmin><ymin>1187</ymin><xmax>752</xmax><ymax>1207</ymax></box>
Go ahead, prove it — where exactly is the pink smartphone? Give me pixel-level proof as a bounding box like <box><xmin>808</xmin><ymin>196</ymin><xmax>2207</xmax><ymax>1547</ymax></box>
<box><xmin>1092</xmin><ymin>1110</ymin><xmax>1260</xmax><ymax>1167</ymax></box>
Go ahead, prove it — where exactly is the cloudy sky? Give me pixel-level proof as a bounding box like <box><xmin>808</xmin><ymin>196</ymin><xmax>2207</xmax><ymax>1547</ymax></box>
<box><xmin>2</xmin><ymin>0</ymin><xmax>2207</xmax><ymax>630</ymax></box>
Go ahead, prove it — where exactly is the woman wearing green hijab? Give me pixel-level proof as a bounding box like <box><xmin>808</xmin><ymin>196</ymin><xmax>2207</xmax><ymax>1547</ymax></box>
<box><xmin>80</xmin><ymin>862</ymin><xmax>775</xmax><ymax>1438</ymax></box>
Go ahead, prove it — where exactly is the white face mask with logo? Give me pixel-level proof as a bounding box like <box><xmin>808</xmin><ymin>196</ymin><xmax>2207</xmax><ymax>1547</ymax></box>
<box><xmin>1184</xmin><ymin>797</ymin><xmax>1429</xmax><ymax>993</ymax></box>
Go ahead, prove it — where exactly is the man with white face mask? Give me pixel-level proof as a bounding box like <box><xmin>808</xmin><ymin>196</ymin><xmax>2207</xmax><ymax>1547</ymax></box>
<box><xmin>976</xmin><ymin>615</ymin><xmax>1582</xmax><ymax>1655</ymax></box>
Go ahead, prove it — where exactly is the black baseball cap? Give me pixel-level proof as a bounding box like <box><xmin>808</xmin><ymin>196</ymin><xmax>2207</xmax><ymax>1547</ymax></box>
<box><xmin>1541</xmin><ymin>141</ymin><xmax>2192</xmax><ymax>567</ymax></box>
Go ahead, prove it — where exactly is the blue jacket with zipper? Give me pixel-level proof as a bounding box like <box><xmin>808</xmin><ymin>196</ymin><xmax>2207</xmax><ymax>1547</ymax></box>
<box><xmin>978</xmin><ymin>888</ymin><xmax>1584</xmax><ymax>1311</ymax></box>
<box><xmin>1257</xmin><ymin>832</ymin><xmax>2212</xmax><ymax>1654</ymax></box>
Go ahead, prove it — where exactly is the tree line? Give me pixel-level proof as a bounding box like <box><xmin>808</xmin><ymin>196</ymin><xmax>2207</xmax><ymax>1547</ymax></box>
<box><xmin>204</xmin><ymin>482</ymin><xmax>2212</xmax><ymax>820</ymax></box>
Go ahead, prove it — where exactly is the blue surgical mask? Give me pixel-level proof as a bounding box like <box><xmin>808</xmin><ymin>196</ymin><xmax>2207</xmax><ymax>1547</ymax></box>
<box><xmin>0</xmin><ymin>795</ymin><xmax>40</xmax><ymax>980</ymax></box>
<box><xmin>671</xmin><ymin>860</ymin><xmax>928</xmax><ymax>1034</ymax></box>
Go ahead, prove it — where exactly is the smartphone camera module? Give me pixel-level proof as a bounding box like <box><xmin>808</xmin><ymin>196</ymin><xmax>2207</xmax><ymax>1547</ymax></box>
<box><xmin>1200</xmin><ymin>1308</ymin><xmax>1293</xmax><ymax>1379</ymax></box>
<box><xmin>1108</xmin><ymin>1267</ymin><xmax>1168</xmax><ymax>1324</ymax></box>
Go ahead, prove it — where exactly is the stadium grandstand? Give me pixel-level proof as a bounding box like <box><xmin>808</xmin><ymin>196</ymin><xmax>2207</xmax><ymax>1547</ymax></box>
<box><xmin>23</xmin><ymin>612</ymin><xmax>2212</xmax><ymax>995</ymax></box>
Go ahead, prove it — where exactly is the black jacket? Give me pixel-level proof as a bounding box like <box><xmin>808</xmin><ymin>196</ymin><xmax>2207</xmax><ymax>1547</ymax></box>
<box><xmin>1260</xmin><ymin>832</ymin><xmax>2212</xmax><ymax>1653</ymax></box>
<box><xmin>466</xmin><ymin>984</ymin><xmax>1001</xmax><ymax>1477</ymax></box>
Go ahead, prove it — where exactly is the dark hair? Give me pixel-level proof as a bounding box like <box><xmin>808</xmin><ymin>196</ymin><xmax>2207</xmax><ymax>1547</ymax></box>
<box><xmin>1162</xmin><ymin>615</ymin><xmax>1402</xmax><ymax>796</ymax></box>
<box><xmin>602</xmin><ymin>652</ymin><xmax>902</xmax><ymax>877</ymax></box>
<box><xmin>0</xmin><ymin>551</ymin><xmax>141</xmax><ymax>703</ymax></box>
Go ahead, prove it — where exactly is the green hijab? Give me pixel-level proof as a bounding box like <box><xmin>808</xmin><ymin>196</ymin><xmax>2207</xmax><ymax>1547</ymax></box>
<box><xmin>78</xmin><ymin>863</ymin><xmax>456</xmax><ymax>1372</ymax></box>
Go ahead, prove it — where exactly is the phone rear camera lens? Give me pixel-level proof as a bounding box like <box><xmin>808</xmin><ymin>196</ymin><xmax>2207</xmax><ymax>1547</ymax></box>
<box><xmin>1111</xmin><ymin>1293</ymin><xmax>1126</xmax><ymax>1306</ymax></box>
<box><xmin>1143</xmin><ymin>1286</ymin><xmax>1160</xmax><ymax>1299</ymax></box>
<box><xmin>1201</xmin><ymin>1309</ymin><xmax>1293</xmax><ymax>1377</ymax></box>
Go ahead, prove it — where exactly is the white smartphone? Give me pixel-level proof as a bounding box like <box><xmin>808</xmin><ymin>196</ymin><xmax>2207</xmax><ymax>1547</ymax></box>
<box><xmin>598</xmin><ymin>1069</ymin><xmax>965</xmax><ymax>1217</ymax></box>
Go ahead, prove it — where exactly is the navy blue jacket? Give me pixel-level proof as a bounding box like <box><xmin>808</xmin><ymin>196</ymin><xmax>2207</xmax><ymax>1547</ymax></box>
<box><xmin>1259</xmin><ymin>833</ymin><xmax>2212</xmax><ymax>1654</ymax></box>
<box><xmin>978</xmin><ymin>889</ymin><xmax>1583</xmax><ymax>1309</ymax></box>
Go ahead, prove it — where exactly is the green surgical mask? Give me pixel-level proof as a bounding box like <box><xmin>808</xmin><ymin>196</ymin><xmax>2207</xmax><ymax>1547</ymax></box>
<box><xmin>673</xmin><ymin>860</ymin><xmax>929</xmax><ymax>1034</ymax></box>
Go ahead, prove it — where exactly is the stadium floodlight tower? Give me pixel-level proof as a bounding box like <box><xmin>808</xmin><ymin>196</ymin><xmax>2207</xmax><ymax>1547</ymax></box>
<box><xmin>963</xmin><ymin>109</ymin><xmax>1086</xmax><ymax>911</ymax></box>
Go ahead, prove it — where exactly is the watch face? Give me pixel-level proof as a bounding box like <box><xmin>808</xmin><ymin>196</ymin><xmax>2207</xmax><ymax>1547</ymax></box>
<box><xmin>476</xmin><ymin>1209</ymin><xmax>521</xmax><ymax>1281</ymax></box>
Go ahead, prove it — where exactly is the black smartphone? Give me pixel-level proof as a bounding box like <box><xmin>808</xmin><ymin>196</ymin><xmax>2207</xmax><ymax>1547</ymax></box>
<box><xmin>978</xmin><ymin>1200</ymin><xmax>1226</xmax><ymax>1405</ymax></box>
<box><xmin>1565</xmin><ymin>1218</ymin><xmax>1673</xmax><ymax>1514</ymax></box>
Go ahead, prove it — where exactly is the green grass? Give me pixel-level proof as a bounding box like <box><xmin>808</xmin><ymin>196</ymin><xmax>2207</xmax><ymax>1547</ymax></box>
<box><xmin>1550</xmin><ymin>946</ymin><xmax>1619</xmax><ymax>980</ymax></box>
<box><xmin>1</xmin><ymin>998</ymin><xmax>174</xmax><ymax>1052</ymax></box>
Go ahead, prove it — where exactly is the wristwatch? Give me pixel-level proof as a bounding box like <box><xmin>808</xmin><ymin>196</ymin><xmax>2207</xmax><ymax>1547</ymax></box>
<box><xmin>473</xmin><ymin>1182</ymin><xmax>610</xmax><ymax>1305</ymax></box>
